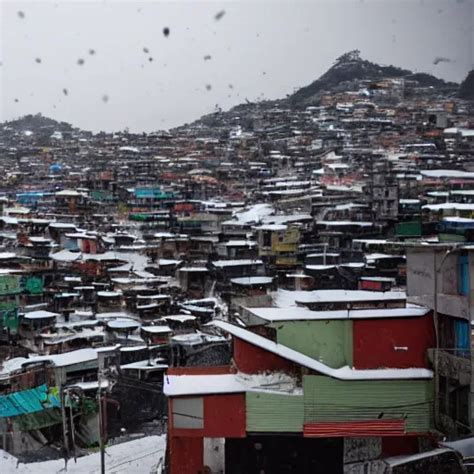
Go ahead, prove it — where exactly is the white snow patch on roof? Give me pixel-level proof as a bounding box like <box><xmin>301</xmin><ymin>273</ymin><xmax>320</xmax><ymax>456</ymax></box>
<box><xmin>165</xmin><ymin>372</ymin><xmax>300</xmax><ymax>397</ymax></box>
<box><xmin>234</xmin><ymin>203</ymin><xmax>274</xmax><ymax>224</ymax></box>
<box><xmin>246</xmin><ymin>306</ymin><xmax>429</xmax><ymax>322</ymax></box>
<box><xmin>272</xmin><ymin>289</ymin><xmax>406</xmax><ymax>308</ymax></box>
<box><xmin>421</xmin><ymin>169</ymin><xmax>474</xmax><ymax>179</ymax></box>
<box><xmin>212</xmin><ymin>259</ymin><xmax>263</xmax><ymax>268</ymax></box>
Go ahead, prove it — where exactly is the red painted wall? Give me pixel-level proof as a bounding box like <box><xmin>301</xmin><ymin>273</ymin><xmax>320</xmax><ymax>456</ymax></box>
<box><xmin>233</xmin><ymin>337</ymin><xmax>296</xmax><ymax>374</ymax></box>
<box><xmin>353</xmin><ymin>314</ymin><xmax>435</xmax><ymax>369</ymax></box>
<box><xmin>359</xmin><ymin>280</ymin><xmax>383</xmax><ymax>291</ymax></box>
<box><xmin>168</xmin><ymin>394</ymin><xmax>245</xmax><ymax>473</ymax></box>
<box><xmin>381</xmin><ymin>436</ymin><xmax>420</xmax><ymax>457</ymax></box>
<box><xmin>169</xmin><ymin>436</ymin><xmax>203</xmax><ymax>474</ymax></box>
<box><xmin>204</xmin><ymin>394</ymin><xmax>246</xmax><ymax>438</ymax></box>
<box><xmin>169</xmin><ymin>394</ymin><xmax>246</xmax><ymax>439</ymax></box>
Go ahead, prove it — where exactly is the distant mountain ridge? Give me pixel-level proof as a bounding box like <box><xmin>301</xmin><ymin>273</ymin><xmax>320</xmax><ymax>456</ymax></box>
<box><xmin>0</xmin><ymin>52</ymin><xmax>465</xmax><ymax>133</ymax></box>
<box><xmin>458</xmin><ymin>70</ymin><xmax>474</xmax><ymax>100</ymax></box>
<box><xmin>2</xmin><ymin>113</ymin><xmax>75</xmax><ymax>133</ymax></box>
<box><xmin>288</xmin><ymin>50</ymin><xmax>458</xmax><ymax>106</ymax></box>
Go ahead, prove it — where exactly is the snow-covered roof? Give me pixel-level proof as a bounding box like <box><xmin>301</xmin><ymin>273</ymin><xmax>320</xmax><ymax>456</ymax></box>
<box><xmin>253</xmin><ymin>224</ymin><xmax>287</xmax><ymax>231</ymax></box>
<box><xmin>51</xmin><ymin>249</ymin><xmax>81</xmax><ymax>262</ymax></box>
<box><xmin>49</xmin><ymin>222</ymin><xmax>78</xmax><ymax>229</ymax></box>
<box><xmin>97</xmin><ymin>291</ymin><xmax>122</xmax><ymax>298</ymax></box>
<box><xmin>136</xmin><ymin>294</ymin><xmax>170</xmax><ymax>300</ymax></box>
<box><xmin>22</xmin><ymin>347</ymin><xmax>116</xmax><ymax>368</ymax></box>
<box><xmin>399</xmin><ymin>199</ymin><xmax>420</xmax><ymax>204</ymax></box>
<box><xmin>341</xmin><ymin>262</ymin><xmax>365</xmax><ymax>268</ymax></box>
<box><xmin>107</xmin><ymin>320</ymin><xmax>141</xmax><ymax>330</ymax></box>
<box><xmin>234</xmin><ymin>203</ymin><xmax>274</xmax><ymax>224</ymax></box>
<box><xmin>4</xmin><ymin>207</ymin><xmax>30</xmax><ymax>215</ymax></box>
<box><xmin>0</xmin><ymin>357</ymin><xmax>29</xmax><ymax>378</ymax></box>
<box><xmin>119</xmin><ymin>146</ymin><xmax>140</xmax><ymax>153</ymax></box>
<box><xmin>230</xmin><ymin>276</ymin><xmax>273</xmax><ymax>286</ymax></box>
<box><xmin>153</xmin><ymin>232</ymin><xmax>176</xmax><ymax>239</ymax></box>
<box><xmin>162</xmin><ymin>315</ymin><xmax>197</xmax><ymax>323</ymax></box>
<box><xmin>423</xmin><ymin>203</ymin><xmax>474</xmax><ymax>211</ymax></box>
<box><xmin>450</xmin><ymin>189</ymin><xmax>474</xmax><ymax>196</ymax></box>
<box><xmin>141</xmin><ymin>325</ymin><xmax>172</xmax><ymax>334</ymax></box>
<box><xmin>66</xmin><ymin>232</ymin><xmax>97</xmax><ymax>240</ymax></box>
<box><xmin>69</xmin><ymin>380</ymin><xmax>108</xmax><ymax>391</ymax></box>
<box><xmin>352</xmin><ymin>239</ymin><xmax>388</xmax><ymax>245</ymax></box>
<box><xmin>272</xmin><ymin>289</ymin><xmax>406</xmax><ymax>307</ymax></box>
<box><xmin>1</xmin><ymin>216</ymin><xmax>19</xmax><ymax>225</ymax></box>
<box><xmin>95</xmin><ymin>311</ymin><xmax>138</xmax><ymax>321</ymax></box>
<box><xmin>365</xmin><ymin>253</ymin><xmax>405</xmax><ymax>261</ymax></box>
<box><xmin>164</xmin><ymin>374</ymin><xmax>243</xmax><ymax>396</ymax></box>
<box><xmin>305</xmin><ymin>264</ymin><xmax>336</xmax><ymax>271</ymax></box>
<box><xmin>29</xmin><ymin>236</ymin><xmax>52</xmax><ymax>244</ymax></box>
<box><xmin>157</xmin><ymin>258</ymin><xmax>182</xmax><ymax>265</ymax></box>
<box><xmin>421</xmin><ymin>169</ymin><xmax>474</xmax><ymax>179</ymax></box>
<box><xmin>245</xmin><ymin>306</ymin><xmax>429</xmax><ymax>322</ymax></box>
<box><xmin>316</xmin><ymin>220</ymin><xmax>373</xmax><ymax>227</ymax></box>
<box><xmin>178</xmin><ymin>266</ymin><xmax>208</xmax><ymax>272</ymax></box>
<box><xmin>23</xmin><ymin>310</ymin><xmax>59</xmax><ymax>320</ymax></box>
<box><xmin>360</xmin><ymin>276</ymin><xmax>396</xmax><ymax>282</ymax></box>
<box><xmin>55</xmin><ymin>190</ymin><xmax>84</xmax><ymax>197</ymax></box>
<box><xmin>171</xmin><ymin>332</ymin><xmax>226</xmax><ymax>345</ymax></box>
<box><xmin>165</xmin><ymin>371</ymin><xmax>299</xmax><ymax>397</ymax></box>
<box><xmin>121</xmin><ymin>360</ymin><xmax>168</xmax><ymax>371</ymax></box>
<box><xmin>223</xmin><ymin>240</ymin><xmax>257</xmax><ymax>247</ymax></box>
<box><xmin>212</xmin><ymin>259</ymin><xmax>264</xmax><ymax>268</ymax></box>
<box><xmin>213</xmin><ymin>321</ymin><xmax>432</xmax><ymax>381</ymax></box>
<box><xmin>0</xmin><ymin>252</ymin><xmax>17</xmax><ymax>260</ymax></box>
<box><xmin>334</xmin><ymin>203</ymin><xmax>368</xmax><ymax>211</ymax></box>
<box><xmin>261</xmin><ymin>214</ymin><xmax>312</xmax><ymax>225</ymax></box>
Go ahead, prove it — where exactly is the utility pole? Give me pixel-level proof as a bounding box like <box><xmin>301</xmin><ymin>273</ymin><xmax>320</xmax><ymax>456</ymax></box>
<box><xmin>58</xmin><ymin>369</ymin><xmax>69</xmax><ymax>465</ymax></box>
<box><xmin>98</xmin><ymin>373</ymin><xmax>105</xmax><ymax>474</ymax></box>
<box><xmin>69</xmin><ymin>389</ymin><xmax>77</xmax><ymax>462</ymax></box>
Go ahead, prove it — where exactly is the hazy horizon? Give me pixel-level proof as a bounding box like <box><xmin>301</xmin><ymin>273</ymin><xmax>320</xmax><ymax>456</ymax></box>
<box><xmin>1</xmin><ymin>0</ymin><xmax>472</xmax><ymax>133</ymax></box>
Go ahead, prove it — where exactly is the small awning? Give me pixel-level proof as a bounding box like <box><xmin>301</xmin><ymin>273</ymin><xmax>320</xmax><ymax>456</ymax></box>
<box><xmin>303</xmin><ymin>419</ymin><xmax>406</xmax><ymax>438</ymax></box>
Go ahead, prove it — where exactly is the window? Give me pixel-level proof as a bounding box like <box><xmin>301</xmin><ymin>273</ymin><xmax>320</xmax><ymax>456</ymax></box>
<box><xmin>172</xmin><ymin>397</ymin><xmax>204</xmax><ymax>429</ymax></box>
<box><xmin>458</xmin><ymin>255</ymin><xmax>469</xmax><ymax>296</ymax></box>
<box><xmin>263</xmin><ymin>231</ymin><xmax>271</xmax><ymax>247</ymax></box>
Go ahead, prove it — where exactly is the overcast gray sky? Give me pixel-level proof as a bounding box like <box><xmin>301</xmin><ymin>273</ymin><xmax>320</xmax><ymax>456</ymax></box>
<box><xmin>1</xmin><ymin>0</ymin><xmax>472</xmax><ymax>132</ymax></box>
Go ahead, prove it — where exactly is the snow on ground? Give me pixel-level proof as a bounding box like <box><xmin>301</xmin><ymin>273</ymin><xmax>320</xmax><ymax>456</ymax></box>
<box><xmin>1</xmin><ymin>435</ymin><xmax>165</xmax><ymax>474</ymax></box>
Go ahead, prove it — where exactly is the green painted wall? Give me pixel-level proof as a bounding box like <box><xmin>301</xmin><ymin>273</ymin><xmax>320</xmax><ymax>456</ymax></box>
<box><xmin>0</xmin><ymin>275</ymin><xmax>21</xmax><ymax>296</ymax></box>
<box><xmin>246</xmin><ymin>392</ymin><xmax>304</xmax><ymax>433</ymax></box>
<box><xmin>270</xmin><ymin>320</ymin><xmax>352</xmax><ymax>368</ymax></box>
<box><xmin>396</xmin><ymin>220</ymin><xmax>422</xmax><ymax>237</ymax></box>
<box><xmin>24</xmin><ymin>276</ymin><xmax>44</xmax><ymax>295</ymax></box>
<box><xmin>303</xmin><ymin>376</ymin><xmax>434</xmax><ymax>433</ymax></box>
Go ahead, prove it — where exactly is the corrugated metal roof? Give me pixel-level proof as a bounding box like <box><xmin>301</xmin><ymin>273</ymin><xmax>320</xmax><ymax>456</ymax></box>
<box><xmin>246</xmin><ymin>392</ymin><xmax>303</xmax><ymax>433</ymax></box>
<box><xmin>303</xmin><ymin>376</ymin><xmax>434</xmax><ymax>433</ymax></box>
<box><xmin>0</xmin><ymin>384</ymin><xmax>60</xmax><ymax>417</ymax></box>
